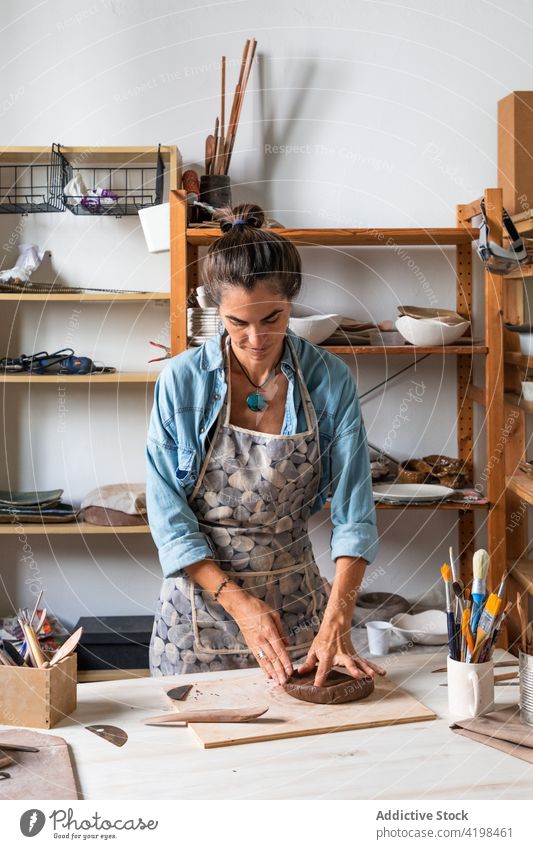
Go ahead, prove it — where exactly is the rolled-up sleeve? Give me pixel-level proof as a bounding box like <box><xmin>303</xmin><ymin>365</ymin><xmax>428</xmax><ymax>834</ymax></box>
<box><xmin>146</xmin><ymin>380</ymin><xmax>214</xmax><ymax>578</ymax></box>
<box><xmin>328</xmin><ymin>369</ymin><xmax>379</xmax><ymax>564</ymax></box>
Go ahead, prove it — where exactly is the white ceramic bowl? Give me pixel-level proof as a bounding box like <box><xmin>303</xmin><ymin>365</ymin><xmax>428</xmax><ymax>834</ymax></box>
<box><xmin>395</xmin><ymin>315</ymin><xmax>470</xmax><ymax>346</ymax></box>
<box><xmin>519</xmin><ymin>334</ymin><xmax>533</xmax><ymax>356</ymax></box>
<box><xmin>390</xmin><ymin>610</ymin><xmax>448</xmax><ymax>645</ymax></box>
<box><xmin>289</xmin><ymin>314</ymin><xmax>341</xmax><ymax>344</ymax></box>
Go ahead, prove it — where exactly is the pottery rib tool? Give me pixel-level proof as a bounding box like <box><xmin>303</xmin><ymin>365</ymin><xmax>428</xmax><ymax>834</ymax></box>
<box><xmin>86</xmin><ymin>725</ymin><xmax>128</xmax><ymax>748</ymax></box>
<box><xmin>441</xmin><ymin>563</ymin><xmax>458</xmax><ymax>660</ymax></box>
<box><xmin>143</xmin><ymin>706</ymin><xmax>268</xmax><ymax>726</ymax></box>
<box><xmin>470</xmin><ymin>594</ymin><xmax>502</xmax><ymax>662</ymax></box>
<box><xmin>166</xmin><ymin>684</ymin><xmax>193</xmax><ymax>702</ymax></box>
<box><xmin>49</xmin><ymin>626</ymin><xmax>83</xmax><ymax>666</ymax></box>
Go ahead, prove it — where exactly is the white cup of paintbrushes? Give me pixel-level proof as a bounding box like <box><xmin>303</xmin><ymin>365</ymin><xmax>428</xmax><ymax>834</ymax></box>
<box><xmin>447</xmin><ymin>656</ymin><xmax>494</xmax><ymax>719</ymax></box>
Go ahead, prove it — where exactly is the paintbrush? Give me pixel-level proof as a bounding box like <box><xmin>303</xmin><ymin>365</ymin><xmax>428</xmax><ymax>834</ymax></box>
<box><xmin>480</xmin><ymin>600</ymin><xmax>512</xmax><ymax>662</ymax></box>
<box><xmin>449</xmin><ymin>545</ymin><xmax>458</xmax><ymax>584</ymax></box>
<box><xmin>461</xmin><ymin>607</ymin><xmax>475</xmax><ymax>660</ymax></box>
<box><xmin>471</xmin><ymin>549</ymin><xmax>490</xmax><ymax>632</ymax></box>
<box><xmin>496</xmin><ymin>570</ymin><xmax>508</xmax><ymax>601</ymax></box>
<box><xmin>470</xmin><ymin>593</ymin><xmax>502</xmax><ymax>663</ymax></box>
<box><xmin>441</xmin><ymin>563</ymin><xmax>458</xmax><ymax>660</ymax></box>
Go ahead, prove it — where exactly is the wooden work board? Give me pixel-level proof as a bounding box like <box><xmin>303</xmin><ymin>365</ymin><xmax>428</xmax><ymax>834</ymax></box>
<box><xmin>0</xmin><ymin>729</ymin><xmax>78</xmax><ymax>800</ymax></box>
<box><xmin>165</xmin><ymin>672</ymin><xmax>436</xmax><ymax>748</ymax></box>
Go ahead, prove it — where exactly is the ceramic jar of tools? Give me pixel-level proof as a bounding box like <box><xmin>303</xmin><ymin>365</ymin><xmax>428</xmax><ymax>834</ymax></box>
<box><xmin>447</xmin><ymin>656</ymin><xmax>495</xmax><ymax>720</ymax></box>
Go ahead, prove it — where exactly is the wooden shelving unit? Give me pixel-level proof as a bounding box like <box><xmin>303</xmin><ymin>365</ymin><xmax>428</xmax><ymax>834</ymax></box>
<box><xmin>0</xmin><ymin>144</ymin><xmax>179</xmax><ymax>538</ymax></box>
<box><xmin>169</xmin><ymin>188</ymin><xmax>506</xmax><ymax>590</ymax></box>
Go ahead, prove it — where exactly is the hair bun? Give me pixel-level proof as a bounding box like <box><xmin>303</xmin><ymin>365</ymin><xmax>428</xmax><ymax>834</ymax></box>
<box><xmin>216</xmin><ymin>203</ymin><xmax>265</xmax><ymax>233</ymax></box>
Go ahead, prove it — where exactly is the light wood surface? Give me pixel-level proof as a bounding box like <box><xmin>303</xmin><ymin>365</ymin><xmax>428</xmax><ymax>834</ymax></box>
<box><xmin>0</xmin><ymin>522</ymin><xmax>151</xmax><ymax>535</ymax></box>
<box><xmin>0</xmin><ymin>292</ymin><xmax>170</xmax><ymax>302</ymax></box>
<box><xmin>0</xmin><ymin>729</ymin><xmax>78</xmax><ymax>800</ymax></box>
<box><xmin>186</xmin><ymin>227</ymin><xmax>479</xmax><ymax>247</ymax></box>
<box><xmin>4</xmin><ymin>645</ymin><xmax>528</xmax><ymax>800</ymax></box>
<box><xmin>172</xmin><ymin>672</ymin><xmax>435</xmax><ymax>749</ymax></box>
<box><xmin>320</xmin><ymin>344</ymin><xmax>487</xmax><ymax>355</ymax></box>
<box><xmin>0</xmin><ymin>371</ymin><xmax>159</xmax><ymax>383</ymax></box>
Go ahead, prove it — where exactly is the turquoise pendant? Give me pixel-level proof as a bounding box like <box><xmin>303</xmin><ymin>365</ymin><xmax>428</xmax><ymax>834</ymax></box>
<box><xmin>246</xmin><ymin>391</ymin><xmax>268</xmax><ymax>412</ymax></box>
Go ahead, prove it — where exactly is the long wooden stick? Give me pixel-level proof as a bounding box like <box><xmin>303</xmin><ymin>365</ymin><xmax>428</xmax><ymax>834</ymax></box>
<box><xmin>224</xmin><ymin>38</ymin><xmax>257</xmax><ymax>174</ymax></box>
<box><xmin>223</xmin><ymin>39</ymin><xmax>252</xmax><ymax>174</ymax></box>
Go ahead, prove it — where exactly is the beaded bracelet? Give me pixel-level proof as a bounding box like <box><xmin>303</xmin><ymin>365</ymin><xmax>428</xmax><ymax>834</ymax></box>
<box><xmin>213</xmin><ymin>576</ymin><xmax>231</xmax><ymax>601</ymax></box>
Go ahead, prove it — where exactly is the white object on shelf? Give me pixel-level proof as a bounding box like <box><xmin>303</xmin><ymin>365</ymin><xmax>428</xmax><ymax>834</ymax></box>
<box><xmin>138</xmin><ymin>202</ymin><xmax>170</xmax><ymax>253</ymax></box>
<box><xmin>196</xmin><ymin>286</ymin><xmax>217</xmax><ymax>309</ymax></box>
<box><xmin>372</xmin><ymin>483</ymin><xmax>455</xmax><ymax>503</ymax></box>
<box><xmin>289</xmin><ymin>314</ymin><xmax>341</xmax><ymax>344</ymax></box>
<box><xmin>521</xmin><ymin>380</ymin><xmax>533</xmax><ymax>401</ymax></box>
<box><xmin>395</xmin><ymin>315</ymin><xmax>470</xmax><ymax>346</ymax></box>
<box><xmin>390</xmin><ymin>610</ymin><xmax>448</xmax><ymax>645</ymax></box>
<box><xmin>519</xmin><ymin>334</ymin><xmax>533</xmax><ymax>356</ymax></box>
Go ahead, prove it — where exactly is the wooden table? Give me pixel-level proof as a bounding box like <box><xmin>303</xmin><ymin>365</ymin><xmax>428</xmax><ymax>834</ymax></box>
<box><xmin>2</xmin><ymin>646</ymin><xmax>531</xmax><ymax>800</ymax></box>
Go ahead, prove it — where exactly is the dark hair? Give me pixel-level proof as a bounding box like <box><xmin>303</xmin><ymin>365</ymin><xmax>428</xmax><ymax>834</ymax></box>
<box><xmin>201</xmin><ymin>203</ymin><xmax>302</xmax><ymax>305</ymax></box>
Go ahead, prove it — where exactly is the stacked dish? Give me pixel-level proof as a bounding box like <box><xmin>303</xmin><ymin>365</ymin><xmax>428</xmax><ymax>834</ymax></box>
<box><xmin>187</xmin><ymin>308</ymin><xmax>220</xmax><ymax>346</ymax></box>
<box><xmin>519</xmin><ymin>650</ymin><xmax>533</xmax><ymax>726</ymax></box>
<box><xmin>395</xmin><ymin>305</ymin><xmax>470</xmax><ymax>346</ymax></box>
<box><xmin>372</xmin><ymin>483</ymin><xmax>456</xmax><ymax>504</ymax></box>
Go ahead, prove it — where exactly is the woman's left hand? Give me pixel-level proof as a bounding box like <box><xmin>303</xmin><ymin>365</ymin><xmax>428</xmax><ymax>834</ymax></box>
<box><xmin>298</xmin><ymin>619</ymin><xmax>387</xmax><ymax>687</ymax></box>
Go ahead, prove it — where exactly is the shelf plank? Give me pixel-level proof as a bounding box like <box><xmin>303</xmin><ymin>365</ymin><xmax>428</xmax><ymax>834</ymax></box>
<box><xmin>375</xmin><ymin>500</ymin><xmax>487</xmax><ymax>511</ymax></box>
<box><xmin>0</xmin><ymin>372</ymin><xmax>159</xmax><ymax>384</ymax></box>
<box><xmin>0</xmin><ymin>521</ymin><xmax>151</xmax><ymax>534</ymax></box>
<box><xmin>509</xmin><ymin>558</ymin><xmax>533</xmax><ymax>595</ymax></box>
<box><xmin>504</xmin><ymin>391</ymin><xmax>533</xmax><ymax>414</ymax></box>
<box><xmin>186</xmin><ymin>227</ymin><xmax>479</xmax><ymax>247</ymax></box>
<box><xmin>0</xmin><ymin>145</ymin><xmax>177</xmax><ymax>166</ymax></box>
<box><xmin>0</xmin><ymin>292</ymin><xmax>170</xmax><ymax>302</ymax></box>
<box><xmin>505</xmin><ymin>351</ymin><xmax>533</xmax><ymax>368</ymax></box>
<box><xmin>507</xmin><ymin>473</ymin><xmax>533</xmax><ymax>505</ymax></box>
<box><xmin>321</xmin><ymin>344</ymin><xmax>487</xmax><ymax>355</ymax></box>
<box><xmin>505</xmin><ymin>263</ymin><xmax>533</xmax><ymax>279</ymax></box>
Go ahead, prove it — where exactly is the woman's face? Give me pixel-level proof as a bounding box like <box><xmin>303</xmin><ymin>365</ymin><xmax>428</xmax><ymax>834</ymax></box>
<box><xmin>218</xmin><ymin>281</ymin><xmax>291</xmax><ymax>363</ymax></box>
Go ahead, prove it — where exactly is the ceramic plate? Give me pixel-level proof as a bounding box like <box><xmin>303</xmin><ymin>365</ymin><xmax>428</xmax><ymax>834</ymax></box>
<box><xmin>372</xmin><ymin>483</ymin><xmax>455</xmax><ymax>502</ymax></box>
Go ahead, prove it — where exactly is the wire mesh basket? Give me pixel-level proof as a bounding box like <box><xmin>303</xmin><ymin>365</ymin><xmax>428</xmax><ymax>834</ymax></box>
<box><xmin>57</xmin><ymin>143</ymin><xmax>165</xmax><ymax>216</ymax></box>
<box><xmin>0</xmin><ymin>145</ymin><xmax>65</xmax><ymax>213</ymax></box>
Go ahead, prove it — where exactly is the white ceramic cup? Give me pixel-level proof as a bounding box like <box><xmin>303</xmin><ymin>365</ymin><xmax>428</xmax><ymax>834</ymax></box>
<box><xmin>365</xmin><ymin>620</ymin><xmax>392</xmax><ymax>656</ymax></box>
<box><xmin>447</xmin><ymin>656</ymin><xmax>494</xmax><ymax>719</ymax></box>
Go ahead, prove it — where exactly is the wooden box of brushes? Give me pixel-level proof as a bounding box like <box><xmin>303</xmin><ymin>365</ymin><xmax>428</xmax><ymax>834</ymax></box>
<box><xmin>0</xmin><ymin>654</ymin><xmax>77</xmax><ymax>728</ymax></box>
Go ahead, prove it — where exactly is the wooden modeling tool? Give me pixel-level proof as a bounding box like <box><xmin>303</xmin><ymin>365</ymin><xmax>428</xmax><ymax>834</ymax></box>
<box><xmin>431</xmin><ymin>660</ymin><xmax>519</xmax><ymax>673</ymax></box>
<box><xmin>86</xmin><ymin>725</ymin><xmax>128</xmax><ymax>747</ymax></box>
<box><xmin>144</xmin><ymin>706</ymin><xmax>268</xmax><ymax>726</ymax></box>
<box><xmin>49</xmin><ymin>626</ymin><xmax>83</xmax><ymax>666</ymax></box>
<box><xmin>470</xmin><ymin>593</ymin><xmax>502</xmax><ymax>662</ymax></box>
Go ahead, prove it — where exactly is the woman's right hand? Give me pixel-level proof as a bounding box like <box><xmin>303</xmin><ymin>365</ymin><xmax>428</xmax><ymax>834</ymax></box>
<box><xmin>231</xmin><ymin>593</ymin><xmax>294</xmax><ymax>685</ymax></box>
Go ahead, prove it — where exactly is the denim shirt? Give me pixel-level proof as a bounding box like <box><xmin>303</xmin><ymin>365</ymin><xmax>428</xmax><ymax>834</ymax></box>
<box><xmin>146</xmin><ymin>328</ymin><xmax>379</xmax><ymax>578</ymax></box>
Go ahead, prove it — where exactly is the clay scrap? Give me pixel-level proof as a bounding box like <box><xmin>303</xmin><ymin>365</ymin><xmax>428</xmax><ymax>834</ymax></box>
<box><xmin>282</xmin><ymin>668</ymin><xmax>375</xmax><ymax>705</ymax></box>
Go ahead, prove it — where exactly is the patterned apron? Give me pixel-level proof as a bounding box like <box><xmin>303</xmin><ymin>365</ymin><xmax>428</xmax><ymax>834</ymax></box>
<box><xmin>149</xmin><ymin>334</ymin><xmax>329</xmax><ymax>676</ymax></box>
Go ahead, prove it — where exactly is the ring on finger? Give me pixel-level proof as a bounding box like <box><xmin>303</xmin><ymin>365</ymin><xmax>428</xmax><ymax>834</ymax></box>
<box><xmin>257</xmin><ymin>649</ymin><xmax>266</xmax><ymax>660</ymax></box>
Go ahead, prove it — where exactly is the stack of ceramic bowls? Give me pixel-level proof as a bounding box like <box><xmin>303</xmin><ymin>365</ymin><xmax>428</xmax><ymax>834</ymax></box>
<box><xmin>187</xmin><ymin>308</ymin><xmax>220</xmax><ymax>346</ymax></box>
<box><xmin>519</xmin><ymin>650</ymin><xmax>533</xmax><ymax>725</ymax></box>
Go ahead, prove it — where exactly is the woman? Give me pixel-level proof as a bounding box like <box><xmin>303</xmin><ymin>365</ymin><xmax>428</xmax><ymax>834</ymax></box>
<box><xmin>146</xmin><ymin>203</ymin><xmax>384</xmax><ymax>687</ymax></box>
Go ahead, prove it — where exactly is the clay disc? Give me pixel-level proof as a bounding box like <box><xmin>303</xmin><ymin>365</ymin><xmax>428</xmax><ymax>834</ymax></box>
<box><xmin>282</xmin><ymin>668</ymin><xmax>374</xmax><ymax>705</ymax></box>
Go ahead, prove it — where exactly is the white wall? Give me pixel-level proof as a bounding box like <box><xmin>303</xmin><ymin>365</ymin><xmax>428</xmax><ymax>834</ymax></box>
<box><xmin>1</xmin><ymin>0</ymin><xmax>532</xmax><ymax>630</ymax></box>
